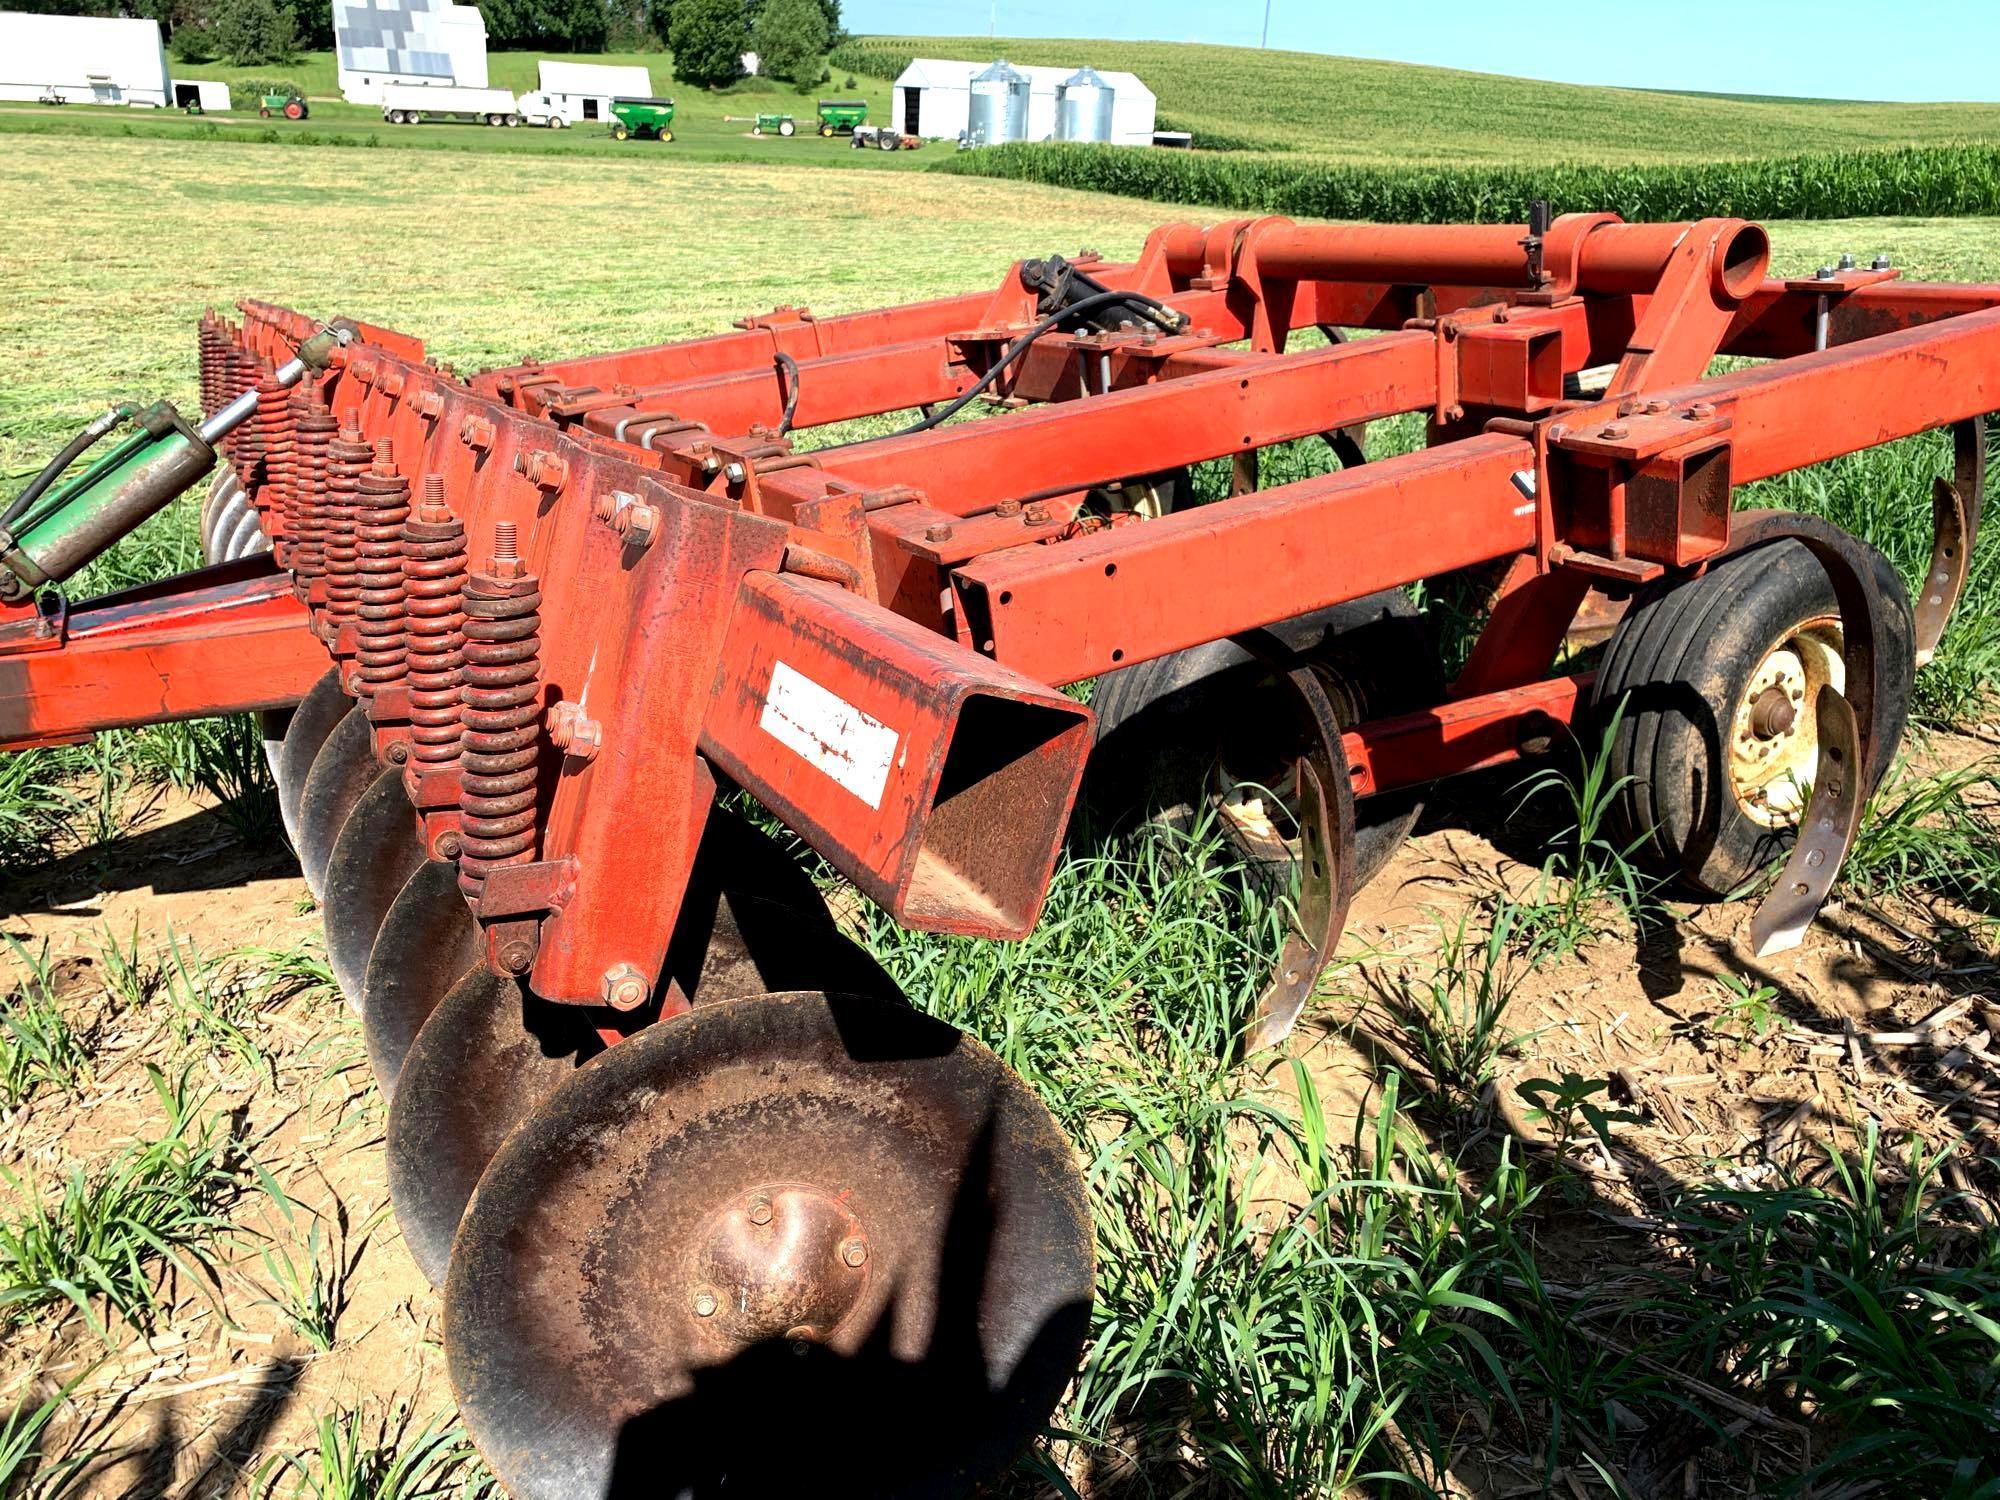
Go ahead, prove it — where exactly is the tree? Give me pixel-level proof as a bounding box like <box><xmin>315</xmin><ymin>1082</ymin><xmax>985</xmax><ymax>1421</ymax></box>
<box><xmin>668</xmin><ymin>0</ymin><xmax>748</xmax><ymax>89</ymax></box>
<box><xmin>647</xmin><ymin>0</ymin><xmax>674</xmax><ymax>47</ymax></box>
<box><xmin>752</xmin><ymin>0</ymin><xmax>826</xmax><ymax>91</ymax></box>
<box><xmin>210</xmin><ymin>0</ymin><xmax>295</xmax><ymax>65</ymax></box>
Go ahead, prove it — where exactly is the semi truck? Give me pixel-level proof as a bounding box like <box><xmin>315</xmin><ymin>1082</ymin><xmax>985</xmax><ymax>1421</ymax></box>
<box><xmin>380</xmin><ymin>82</ymin><xmax>521</xmax><ymax>127</ymax></box>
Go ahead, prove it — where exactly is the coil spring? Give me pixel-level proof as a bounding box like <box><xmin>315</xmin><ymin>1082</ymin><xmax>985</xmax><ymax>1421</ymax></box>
<box><xmin>322</xmin><ymin>428</ymin><xmax>370</xmax><ymax>632</ymax></box>
<box><xmin>353</xmin><ymin>443</ymin><xmax>411</xmax><ymax>695</ymax></box>
<box><xmin>402</xmin><ymin>475</ymin><xmax>468</xmax><ymax>773</ymax></box>
<box><xmin>252</xmin><ymin>375</ymin><xmax>291</xmax><ymax>534</ymax></box>
<box><xmin>290</xmin><ymin>401</ymin><xmax>335</xmax><ymax>598</ymax></box>
<box><xmin>224</xmin><ymin>349</ymin><xmax>260</xmax><ymax>476</ymax></box>
<box><xmin>198</xmin><ymin>315</ymin><xmax>221</xmax><ymax>418</ymax></box>
<box><xmin>457</xmin><ymin>521</ymin><xmax>541</xmax><ymax>898</ymax></box>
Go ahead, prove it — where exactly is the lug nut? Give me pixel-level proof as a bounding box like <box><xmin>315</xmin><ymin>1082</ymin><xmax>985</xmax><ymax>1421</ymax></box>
<box><xmin>600</xmin><ymin>961</ymin><xmax>650</xmax><ymax>1011</ymax></box>
<box><xmin>840</xmin><ymin>1238</ymin><xmax>867</xmax><ymax>1268</ymax></box>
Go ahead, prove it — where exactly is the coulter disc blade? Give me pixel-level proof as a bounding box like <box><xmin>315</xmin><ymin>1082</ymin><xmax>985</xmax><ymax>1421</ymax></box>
<box><xmin>445</xmin><ymin>989</ymin><xmax>1093</xmax><ymax>1500</ymax></box>
<box><xmin>362</xmin><ymin>858</ymin><xmax>481</xmax><ymax>1102</ymax></box>
<box><xmin>294</xmin><ymin>708</ymin><xmax>381</xmax><ymax>899</ymax></box>
<box><xmin>276</xmin><ymin>669</ymin><xmax>350</xmax><ymax>849</ymax></box>
<box><xmin>322</xmin><ymin>768</ymin><xmax>429</xmax><ymax>1011</ymax></box>
<box><xmin>385</xmin><ymin>808</ymin><xmax>898</xmax><ymax>1288</ymax></box>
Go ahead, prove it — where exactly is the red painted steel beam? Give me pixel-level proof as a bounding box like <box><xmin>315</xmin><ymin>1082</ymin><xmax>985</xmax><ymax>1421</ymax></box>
<box><xmin>952</xmin><ymin>433</ymin><xmax>1538</xmax><ymax>685</ymax></box>
<box><xmin>823</xmin><ymin>330</ymin><xmax>1442</xmax><ymax>513</ymax></box>
<box><xmin>1343</xmin><ymin>674</ymin><xmax>1589</xmax><ymax>797</ymax></box>
<box><xmin>1724</xmin><ymin>279</ymin><xmax>2000</xmax><ymax>358</ymax></box>
<box><xmin>0</xmin><ymin>569</ymin><xmax>323</xmax><ymax>750</ymax></box>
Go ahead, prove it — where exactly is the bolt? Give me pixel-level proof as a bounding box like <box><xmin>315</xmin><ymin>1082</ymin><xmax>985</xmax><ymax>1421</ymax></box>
<box><xmin>1750</xmin><ymin>686</ymin><xmax>1798</xmax><ymax>740</ymax></box>
<box><xmin>1838</xmin><ymin>251</ymin><xmax>1855</xmax><ymax>271</ymax></box>
<box><xmin>378</xmin><ymin>369</ymin><xmax>406</xmax><ymax>398</ymax></box>
<box><xmin>995</xmin><ymin>498</ymin><xmax>1021</xmax><ymax>517</ymax></box>
<box><xmin>488</xmin><ymin>521</ymin><xmax>521</xmax><ymax>579</ymax></box>
<box><xmin>386</xmin><ymin>741</ymin><xmax>410</xmax><ymax>764</ymax></box>
<box><xmin>924</xmin><ymin>522</ymin><xmax>954</xmax><ymax>543</ymax></box>
<box><xmin>692</xmin><ymin>1288</ymin><xmax>718</xmax><ymax>1318</ymax></box>
<box><xmin>746</xmin><ymin>1195</ymin><xmax>773</xmax><ymax>1226</ymax></box>
<box><xmin>1616</xmin><ymin>398</ymin><xmax>1640</xmax><ymax>417</ymax></box>
<box><xmin>615</xmin><ymin>500</ymin><xmax>659</xmax><ymax>549</ymax></box>
<box><xmin>497</xmin><ymin>939</ymin><xmax>535</xmax><ymax>974</ymax></box>
<box><xmin>702</xmin><ymin>452</ymin><xmax>721</xmax><ymax>473</ymax></box>
<box><xmin>1644</xmin><ymin>399</ymin><xmax>1671</xmax><ymax>415</ymax></box>
<box><xmin>414</xmin><ymin>389</ymin><xmax>444</xmax><ymax>419</ymax></box>
<box><xmin>372</xmin><ymin>436</ymin><xmax>394</xmax><ymax>469</ymax></box>
<box><xmin>1599</xmin><ymin>423</ymin><xmax>1628</xmax><ymax>440</ymax></box>
<box><xmin>1023</xmin><ymin>501</ymin><xmax>1053</xmax><ymax>526</ymax></box>
<box><xmin>723</xmin><ymin>461</ymin><xmax>747</xmax><ymax>485</ymax></box>
<box><xmin>515</xmin><ymin>449</ymin><xmax>567</xmax><ymax>491</ymax></box>
<box><xmin>595</xmin><ymin>489</ymin><xmax>634</xmax><ymax>524</ymax></box>
<box><xmin>840</xmin><ymin>1238</ymin><xmax>867</xmax><ymax>1268</ymax></box>
<box><xmin>1686</xmin><ymin>401</ymin><xmax>1716</xmax><ymax>420</ymax></box>
<box><xmin>785</xmin><ymin>1325</ymin><xmax>819</xmax><ymax>1347</ymax></box>
<box><xmin>420</xmin><ymin>473</ymin><xmax>449</xmax><ymax>519</ymax></box>
<box><xmin>434</xmin><ymin>830</ymin><xmax>462</xmax><ymax>860</ymax></box>
<box><xmin>600</xmin><ymin>962</ymin><xmax>649</xmax><ymax>1011</ymax></box>
<box><xmin>1815</xmin><ymin>265</ymin><xmax>1836</xmax><ymax>280</ymax></box>
<box><xmin>546</xmin><ymin>702</ymin><xmax>601</xmax><ymax>762</ymax></box>
<box><xmin>1872</xmin><ymin>253</ymin><xmax>1892</xmax><ymax>271</ymax></box>
<box><xmin>459</xmin><ymin>414</ymin><xmax>494</xmax><ymax>451</ymax></box>
<box><xmin>352</xmin><ymin>360</ymin><xmax>377</xmax><ymax>386</ymax></box>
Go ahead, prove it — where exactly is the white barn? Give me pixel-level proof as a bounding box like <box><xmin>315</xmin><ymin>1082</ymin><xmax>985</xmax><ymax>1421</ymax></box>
<box><xmin>0</xmin><ymin>10</ymin><xmax>171</xmax><ymax>107</ymax></box>
<box><xmin>335</xmin><ymin>0</ymin><xmax>489</xmax><ymax>104</ymax></box>
<box><xmin>889</xmin><ymin>57</ymin><xmax>1155</xmax><ymax>146</ymax></box>
<box><xmin>534</xmin><ymin>59</ymin><xmax>653</xmax><ymax>125</ymax></box>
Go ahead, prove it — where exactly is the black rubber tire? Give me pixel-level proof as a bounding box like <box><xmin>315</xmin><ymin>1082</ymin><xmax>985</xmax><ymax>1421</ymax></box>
<box><xmin>1089</xmin><ymin>591</ymin><xmax>1440</xmax><ymax>891</ymax></box>
<box><xmin>1592</xmin><ymin>537</ymin><xmax>1913</xmax><ymax>898</ymax></box>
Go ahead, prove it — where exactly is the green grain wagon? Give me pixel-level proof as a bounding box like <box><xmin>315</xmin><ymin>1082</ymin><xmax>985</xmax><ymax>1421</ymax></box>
<box><xmin>815</xmin><ymin>99</ymin><xmax>868</xmax><ymax>136</ymax></box>
<box><xmin>609</xmin><ymin>97</ymin><xmax>675</xmax><ymax>142</ymax></box>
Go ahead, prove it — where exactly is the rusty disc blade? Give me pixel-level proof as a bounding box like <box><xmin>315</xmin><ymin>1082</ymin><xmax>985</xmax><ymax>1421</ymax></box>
<box><xmin>294</xmin><ymin>708</ymin><xmax>381</xmax><ymax>899</ymax></box>
<box><xmin>386</xmin><ymin>808</ymin><xmax>894</xmax><ymax>1289</ymax></box>
<box><xmin>362</xmin><ymin>858</ymin><xmax>481</xmax><ymax>1103</ymax></box>
<box><xmin>445</xmin><ymin>989</ymin><xmax>1093</xmax><ymax>1500</ymax></box>
<box><xmin>322</xmin><ymin>768</ymin><xmax>429</xmax><ymax>1012</ymax></box>
<box><xmin>276</xmin><ymin>669</ymin><xmax>349</xmax><ymax>851</ymax></box>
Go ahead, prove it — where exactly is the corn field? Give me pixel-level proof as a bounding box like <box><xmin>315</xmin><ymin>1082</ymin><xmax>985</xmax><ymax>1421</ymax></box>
<box><xmin>937</xmin><ymin>141</ymin><xmax>2000</xmax><ymax>225</ymax></box>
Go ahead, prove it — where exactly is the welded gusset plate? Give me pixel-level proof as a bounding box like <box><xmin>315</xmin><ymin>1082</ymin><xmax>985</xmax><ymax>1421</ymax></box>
<box><xmin>1751</xmin><ymin>687</ymin><xmax>1863</xmax><ymax>957</ymax></box>
<box><xmin>1914</xmin><ymin>419</ymin><xmax>1986</xmax><ymax>665</ymax></box>
<box><xmin>444</xmin><ymin>989</ymin><xmax>1093</xmax><ymax>1500</ymax></box>
<box><xmin>1233</xmin><ymin>629</ymin><xmax>1358</xmax><ymax>1053</ymax></box>
<box><xmin>276</xmin><ymin>669</ymin><xmax>350</xmax><ymax>849</ymax></box>
<box><xmin>322</xmin><ymin>768</ymin><xmax>429</xmax><ymax>1011</ymax></box>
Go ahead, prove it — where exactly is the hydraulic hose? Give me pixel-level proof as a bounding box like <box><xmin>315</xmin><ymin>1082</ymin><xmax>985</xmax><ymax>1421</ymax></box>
<box><xmin>3</xmin><ymin>405</ymin><xmax>132</xmax><ymax>528</ymax></box>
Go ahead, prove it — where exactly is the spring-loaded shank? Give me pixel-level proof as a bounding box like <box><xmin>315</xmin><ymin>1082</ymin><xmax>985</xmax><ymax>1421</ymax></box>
<box><xmin>456</xmin><ymin>521</ymin><xmax>541</xmax><ymax>897</ymax></box>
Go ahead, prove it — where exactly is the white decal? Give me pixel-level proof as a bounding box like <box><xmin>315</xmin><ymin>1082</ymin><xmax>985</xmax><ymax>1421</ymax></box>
<box><xmin>759</xmin><ymin>661</ymin><xmax>900</xmax><ymax>809</ymax></box>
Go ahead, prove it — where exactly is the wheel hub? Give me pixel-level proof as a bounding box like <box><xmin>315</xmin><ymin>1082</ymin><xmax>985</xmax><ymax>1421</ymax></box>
<box><xmin>688</xmin><ymin>1184</ymin><xmax>870</xmax><ymax>1351</ymax></box>
<box><xmin>1728</xmin><ymin>618</ymin><xmax>1845</xmax><ymax>828</ymax></box>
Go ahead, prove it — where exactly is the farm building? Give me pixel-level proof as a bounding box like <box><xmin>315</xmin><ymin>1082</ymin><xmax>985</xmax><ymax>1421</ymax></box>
<box><xmin>534</xmin><ymin>59</ymin><xmax>653</xmax><ymax>125</ymax></box>
<box><xmin>335</xmin><ymin>0</ymin><xmax>489</xmax><ymax>103</ymax></box>
<box><xmin>0</xmin><ymin>10</ymin><xmax>171</xmax><ymax>107</ymax></box>
<box><xmin>889</xmin><ymin>57</ymin><xmax>1156</xmax><ymax>146</ymax></box>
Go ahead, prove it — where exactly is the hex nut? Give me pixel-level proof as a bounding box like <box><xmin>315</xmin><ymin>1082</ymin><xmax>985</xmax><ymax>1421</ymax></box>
<box><xmin>601</xmin><ymin>962</ymin><xmax>650</xmax><ymax>1011</ymax></box>
<box><xmin>617</xmin><ymin>501</ymin><xmax>660</xmax><ymax>548</ymax></box>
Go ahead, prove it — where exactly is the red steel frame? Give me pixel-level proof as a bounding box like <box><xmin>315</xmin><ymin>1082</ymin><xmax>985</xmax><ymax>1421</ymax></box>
<box><xmin>2</xmin><ymin>213</ymin><xmax>1992</xmax><ymax>1014</ymax></box>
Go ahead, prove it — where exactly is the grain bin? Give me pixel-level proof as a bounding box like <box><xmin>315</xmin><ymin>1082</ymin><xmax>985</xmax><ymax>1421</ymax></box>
<box><xmin>967</xmin><ymin>59</ymin><xmax>1028</xmax><ymax>145</ymax></box>
<box><xmin>1056</xmin><ymin>66</ymin><xmax>1115</xmax><ymax>143</ymax></box>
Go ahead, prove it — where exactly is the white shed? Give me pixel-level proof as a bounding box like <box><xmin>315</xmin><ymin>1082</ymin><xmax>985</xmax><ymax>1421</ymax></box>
<box><xmin>0</xmin><ymin>10</ymin><xmax>171</xmax><ymax>107</ymax></box>
<box><xmin>890</xmin><ymin>57</ymin><xmax>1156</xmax><ymax>146</ymax></box>
<box><xmin>170</xmin><ymin>79</ymin><xmax>233</xmax><ymax>112</ymax></box>
<box><xmin>534</xmin><ymin>59</ymin><xmax>652</xmax><ymax>125</ymax></box>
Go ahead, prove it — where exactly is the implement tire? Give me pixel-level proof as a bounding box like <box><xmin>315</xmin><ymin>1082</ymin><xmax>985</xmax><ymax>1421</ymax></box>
<box><xmin>1591</xmin><ymin>537</ymin><xmax>1913</xmax><ymax>898</ymax></box>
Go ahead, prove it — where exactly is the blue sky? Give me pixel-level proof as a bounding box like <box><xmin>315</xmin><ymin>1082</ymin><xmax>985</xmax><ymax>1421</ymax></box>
<box><xmin>843</xmin><ymin>1</ymin><xmax>1998</xmax><ymax>102</ymax></box>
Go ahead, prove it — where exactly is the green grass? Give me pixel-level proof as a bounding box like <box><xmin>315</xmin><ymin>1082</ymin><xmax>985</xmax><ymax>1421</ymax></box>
<box><xmin>833</xmin><ymin>36</ymin><xmax>2000</xmax><ymax>167</ymax></box>
<box><xmin>0</xmin><ymin>1066</ymin><xmax>241</xmax><ymax>1339</ymax></box>
<box><xmin>258</xmin><ymin>1410</ymin><xmax>486</xmax><ymax>1500</ymax></box>
<box><xmin>0</xmin><ymin>939</ymin><xmax>93</xmax><ymax>1108</ymax></box>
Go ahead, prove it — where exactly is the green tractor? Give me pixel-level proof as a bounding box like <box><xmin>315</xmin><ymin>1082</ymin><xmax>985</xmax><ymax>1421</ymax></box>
<box><xmin>751</xmin><ymin>112</ymin><xmax>796</xmax><ymax>137</ymax></box>
<box><xmin>609</xmin><ymin>96</ymin><xmax>675</xmax><ymax>141</ymax></box>
<box><xmin>257</xmin><ymin>90</ymin><xmax>308</xmax><ymax>120</ymax></box>
<box><xmin>816</xmin><ymin>98</ymin><xmax>868</xmax><ymax>136</ymax></box>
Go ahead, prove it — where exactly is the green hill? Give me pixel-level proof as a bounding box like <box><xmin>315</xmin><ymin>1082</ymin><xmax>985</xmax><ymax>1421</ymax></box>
<box><xmin>834</xmin><ymin>37</ymin><xmax>2000</xmax><ymax>165</ymax></box>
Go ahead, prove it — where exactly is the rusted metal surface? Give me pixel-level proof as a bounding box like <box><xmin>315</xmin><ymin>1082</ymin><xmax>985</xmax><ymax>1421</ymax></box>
<box><xmin>321</xmin><ymin>768</ymin><xmax>429</xmax><ymax>1009</ymax></box>
<box><xmin>1916</xmin><ymin>419</ymin><xmax>1986</xmax><ymax>665</ymax></box>
<box><xmin>443</xmin><ymin>989</ymin><xmax>1092</xmax><ymax>1500</ymax></box>
<box><xmin>360</xmin><ymin>857</ymin><xmax>483</xmax><ymax>1102</ymax></box>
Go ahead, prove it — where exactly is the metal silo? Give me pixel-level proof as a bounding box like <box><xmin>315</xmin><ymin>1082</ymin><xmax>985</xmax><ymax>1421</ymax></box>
<box><xmin>1056</xmin><ymin>65</ymin><xmax>1115</xmax><ymax>143</ymax></box>
<box><xmin>966</xmin><ymin>59</ymin><xmax>1028</xmax><ymax>145</ymax></box>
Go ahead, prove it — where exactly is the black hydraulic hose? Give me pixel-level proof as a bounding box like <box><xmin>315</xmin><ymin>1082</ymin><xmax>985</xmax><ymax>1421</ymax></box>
<box><xmin>773</xmin><ymin>351</ymin><xmax>802</xmax><ymax>436</ymax></box>
<box><xmin>3</xmin><ymin>405</ymin><xmax>130</xmax><ymax>528</ymax></box>
<box><xmin>845</xmin><ymin>287</ymin><xmax>1184</xmax><ymax>448</ymax></box>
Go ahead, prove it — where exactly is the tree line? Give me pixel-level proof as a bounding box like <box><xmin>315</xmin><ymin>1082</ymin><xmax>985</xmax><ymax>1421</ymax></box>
<box><xmin>9</xmin><ymin>0</ymin><xmax>842</xmax><ymax>84</ymax></box>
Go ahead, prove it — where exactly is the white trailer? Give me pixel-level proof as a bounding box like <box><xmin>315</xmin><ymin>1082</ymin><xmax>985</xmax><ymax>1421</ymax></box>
<box><xmin>532</xmin><ymin>59</ymin><xmax>651</xmax><ymax>127</ymax></box>
<box><xmin>380</xmin><ymin>81</ymin><xmax>520</xmax><ymax>126</ymax></box>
